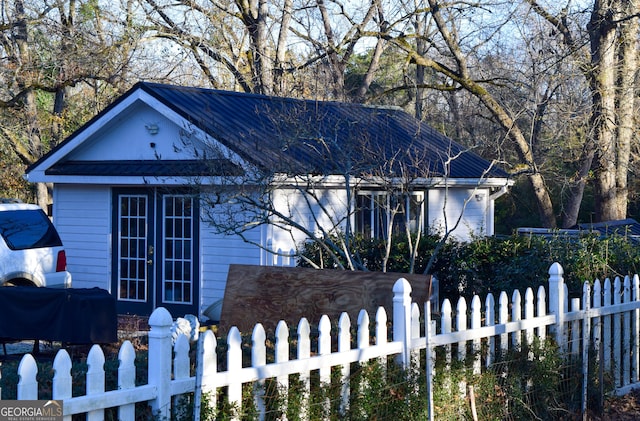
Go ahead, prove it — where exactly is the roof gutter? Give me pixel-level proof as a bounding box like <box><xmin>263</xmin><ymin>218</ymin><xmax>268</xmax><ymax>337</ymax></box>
<box><xmin>489</xmin><ymin>184</ymin><xmax>510</xmax><ymax>201</ymax></box>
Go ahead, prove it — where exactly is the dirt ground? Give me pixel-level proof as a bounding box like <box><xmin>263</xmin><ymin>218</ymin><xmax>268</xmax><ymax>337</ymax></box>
<box><xmin>594</xmin><ymin>389</ymin><xmax>640</xmax><ymax>420</ymax></box>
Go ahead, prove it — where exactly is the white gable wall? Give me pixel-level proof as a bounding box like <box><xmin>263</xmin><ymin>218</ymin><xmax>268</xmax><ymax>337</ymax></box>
<box><xmin>67</xmin><ymin>102</ymin><xmax>200</xmax><ymax>162</ymax></box>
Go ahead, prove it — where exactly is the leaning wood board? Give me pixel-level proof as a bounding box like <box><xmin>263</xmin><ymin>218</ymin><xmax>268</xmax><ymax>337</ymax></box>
<box><xmin>218</xmin><ymin>264</ymin><xmax>433</xmax><ymax>333</ymax></box>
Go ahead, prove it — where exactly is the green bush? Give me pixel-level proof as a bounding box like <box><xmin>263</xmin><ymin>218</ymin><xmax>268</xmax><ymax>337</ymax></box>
<box><xmin>299</xmin><ymin>232</ymin><xmax>640</xmax><ymax>301</ymax></box>
<box><xmin>431</xmin><ymin>233</ymin><xmax>640</xmax><ymax>301</ymax></box>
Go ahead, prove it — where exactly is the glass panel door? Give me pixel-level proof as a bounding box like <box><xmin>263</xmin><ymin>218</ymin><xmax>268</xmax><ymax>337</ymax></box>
<box><xmin>113</xmin><ymin>191</ymin><xmax>154</xmax><ymax>315</ymax></box>
<box><xmin>112</xmin><ymin>190</ymin><xmax>199</xmax><ymax>317</ymax></box>
<box><xmin>161</xmin><ymin>195</ymin><xmax>194</xmax><ymax>305</ymax></box>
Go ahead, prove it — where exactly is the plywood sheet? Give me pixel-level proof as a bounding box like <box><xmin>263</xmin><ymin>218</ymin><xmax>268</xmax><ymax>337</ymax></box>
<box><xmin>219</xmin><ymin>265</ymin><xmax>433</xmax><ymax>333</ymax></box>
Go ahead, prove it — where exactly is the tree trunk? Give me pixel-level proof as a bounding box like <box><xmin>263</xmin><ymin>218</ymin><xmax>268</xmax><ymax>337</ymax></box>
<box><xmin>614</xmin><ymin>0</ymin><xmax>639</xmax><ymax>219</ymax></box>
<box><xmin>36</xmin><ymin>183</ymin><xmax>50</xmax><ymax>212</ymax></box>
<box><xmin>527</xmin><ymin>0</ymin><xmax>638</xmax><ymax>224</ymax></box>
<box><xmin>561</xmin><ymin>144</ymin><xmax>595</xmax><ymax>228</ymax></box>
<box><xmin>317</xmin><ymin>0</ymin><xmax>346</xmax><ymax>100</ymax></box>
<box><xmin>590</xmin><ymin>1</ymin><xmax>617</xmax><ymax>221</ymax></box>
<box><xmin>242</xmin><ymin>0</ymin><xmax>273</xmax><ymax>94</ymax></box>
<box><xmin>15</xmin><ymin>0</ymin><xmax>48</xmax><ymax>208</ymax></box>
<box><xmin>590</xmin><ymin>0</ymin><xmax>623</xmax><ymax>222</ymax></box>
<box><xmin>273</xmin><ymin>0</ymin><xmax>293</xmax><ymax>95</ymax></box>
<box><xmin>413</xmin><ymin>5</ymin><xmax>428</xmax><ymax>120</ymax></box>
<box><xmin>353</xmin><ymin>37</ymin><xmax>385</xmax><ymax>103</ymax></box>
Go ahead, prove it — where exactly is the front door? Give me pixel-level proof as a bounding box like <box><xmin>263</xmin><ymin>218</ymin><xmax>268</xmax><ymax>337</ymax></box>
<box><xmin>112</xmin><ymin>189</ymin><xmax>199</xmax><ymax>317</ymax></box>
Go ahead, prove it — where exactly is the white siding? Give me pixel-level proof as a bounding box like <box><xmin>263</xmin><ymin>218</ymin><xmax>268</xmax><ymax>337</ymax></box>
<box><xmin>427</xmin><ymin>188</ymin><xmax>489</xmax><ymax>241</ymax></box>
<box><xmin>53</xmin><ymin>185</ymin><xmax>112</xmax><ymax>290</ymax></box>
<box><xmin>199</xmin><ymin>215</ymin><xmax>263</xmax><ymax>317</ymax></box>
<box><xmin>269</xmin><ymin>187</ymin><xmax>350</xmax><ymax>254</ymax></box>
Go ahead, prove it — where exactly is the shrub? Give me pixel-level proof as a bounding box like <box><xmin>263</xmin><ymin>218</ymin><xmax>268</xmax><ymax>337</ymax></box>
<box><xmin>299</xmin><ymin>232</ymin><xmax>640</xmax><ymax>301</ymax></box>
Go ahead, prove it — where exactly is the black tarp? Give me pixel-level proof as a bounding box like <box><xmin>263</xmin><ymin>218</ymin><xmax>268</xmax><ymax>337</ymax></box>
<box><xmin>0</xmin><ymin>287</ymin><xmax>117</xmax><ymax>343</ymax></box>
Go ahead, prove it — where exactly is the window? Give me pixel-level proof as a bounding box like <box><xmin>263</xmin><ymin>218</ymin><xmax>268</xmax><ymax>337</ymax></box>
<box><xmin>0</xmin><ymin>209</ymin><xmax>62</xmax><ymax>250</ymax></box>
<box><xmin>355</xmin><ymin>191</ymin><xmax>425</xmax><ymax>239</ymax></box>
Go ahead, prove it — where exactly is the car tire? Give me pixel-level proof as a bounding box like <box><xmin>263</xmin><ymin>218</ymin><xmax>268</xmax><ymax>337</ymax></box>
<box><xmin>3</xmin><ymin>279</ymin><xmax>37</xmax><ymax>287</ymax></box>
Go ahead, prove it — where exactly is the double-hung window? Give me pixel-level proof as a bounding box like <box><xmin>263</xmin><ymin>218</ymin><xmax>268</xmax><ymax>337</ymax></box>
<box><xmin>355</xmin><ymin>191</ymin><xmax>425</xmax><ymax>239</ymax></box>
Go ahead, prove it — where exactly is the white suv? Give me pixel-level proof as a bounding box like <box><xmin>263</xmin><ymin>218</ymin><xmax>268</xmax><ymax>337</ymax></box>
<box><xmin>0</xmin><ymin>202</ymin><xmax>72</xmax><ymax>288</ymax></box>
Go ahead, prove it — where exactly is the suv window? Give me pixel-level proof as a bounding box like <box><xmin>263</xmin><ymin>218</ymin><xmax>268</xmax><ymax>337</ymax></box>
<box><xmin>0</xmin><ymin>209</ymin><xmax>63</xmax><ymax>250</ymax></box>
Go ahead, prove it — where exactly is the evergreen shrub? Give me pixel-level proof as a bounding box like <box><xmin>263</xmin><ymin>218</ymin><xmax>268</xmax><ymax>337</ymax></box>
<box><xmin>299</xmin><ymin>232</ymin><xmax>640</xmax><ymax>301</ymax></box>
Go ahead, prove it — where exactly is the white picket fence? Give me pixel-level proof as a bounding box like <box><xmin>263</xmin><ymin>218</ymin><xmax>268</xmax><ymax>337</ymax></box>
<box><xmin>8</xmin><ymin>262</ymin><xmax>640</xmax><ymax>420</ymax></box>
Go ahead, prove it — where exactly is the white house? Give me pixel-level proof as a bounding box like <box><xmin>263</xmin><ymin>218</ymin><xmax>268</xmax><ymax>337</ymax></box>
<box><xmin>25</xmin><ymin>82</ymin><xmax>512</xmax><ymax>319</ymax></box>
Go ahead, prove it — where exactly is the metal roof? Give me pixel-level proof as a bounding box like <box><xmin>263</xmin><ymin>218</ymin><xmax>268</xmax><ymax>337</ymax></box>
<box><xmin>518</xmin><ymin>219</ymin><xmax>640</xmax><ymax>239</ymax></box>
<box><xmin>577</xmin><ymin>219</ymin><xmax>640</xmax><ymax>237</ymax></box>
<box><xmin>32</xmin><ymin>82</ymin><xmax>510</xmax><ymax>180</ymax></box>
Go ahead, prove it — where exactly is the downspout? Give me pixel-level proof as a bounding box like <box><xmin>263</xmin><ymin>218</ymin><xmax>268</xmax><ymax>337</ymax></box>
<box><xmin>487</xmin><ymin>185</ymin><xmax>510</xmax><ymax>236</ymax></box>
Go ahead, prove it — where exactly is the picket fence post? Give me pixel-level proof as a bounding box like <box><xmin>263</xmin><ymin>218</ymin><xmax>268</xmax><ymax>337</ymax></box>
<box><xmin>275</xmin><ymin>321</ymin><xmax>289</xmax><ymax>416</ymax></box>
<box><xmin>582</xmin><ymin>281</ymin><xmax>591</xmax><ymax>415</ymax></box>
<box><xmin>86</xmin><ymin>345</ymin><xmax>105</xmax><ymax>421</ymax></box>
<box><xmin>425</xmin><ymin>298</ymin><xmax>435</xmax><ymax>421</ymax></box>
<box><xmin>623</xmin><ymin>276</ymin><xmax>631</xmax><ymax>385</ymax></box>
<box><xmin>148</xmin><ymin>307</ymin><xmax>174</xmax><ymax>420</ymax></box>
<box><xmin>338</xmin><ymin>313</ymin><xmax>351</xmax><ymax>416</ymax></box>
<box><xmin>252</xmin><ymin>323</ymin><xmax>267</xmax><ymax>418</ymax></box>
<box><xmin>548</xmin><ymin>262</ymin><xmax>565</xmax><ymax>349</ymax></box>
<box><xmin>52</xmin><ymin>349</ymin><xmax>72</xmax><ymax>421</ymax></box>
<box><xmin>614</xmin><ymin>277</ymin><xmax>623</xmax><ymax>386</ymax></box>
<box><xmin>393</xmin><ymin>278</ymin><xmax>412</xmax><ymax>368</ymax></box>
<box><xmin>227</xmin><ymin>327</ymin><xmax>243</xmax><ymax>417</ymax></box>
<box><xmin>633</xmin><ymin>275</ymin><xmax>640</xmax><ymax>384</ymax></box>
<box><xmin>17</xmin><ymin>354</ymin><xmax>38</xmax><ymax>399</ymax></box>
<box><xmin>119</xmin><ymin>341</ymin><xmax>137</xmax><ymax>421</ymax></box>
<box><xmin>297</xmin><ymin>317</ymin><xmax>311</xmax><ymax>420</ymax></box>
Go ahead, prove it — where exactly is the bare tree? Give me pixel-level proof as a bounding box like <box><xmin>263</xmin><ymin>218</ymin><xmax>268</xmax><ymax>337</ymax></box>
<box><xmin>0</xmin><ymin>0</ymin><xmax>148</xmax><ymax>206</ymax></box>
<box><xmin>139</xmin><ymin>0</ymin><xmax>390</xmax><ymax>100</ymax></box>
<box><xmin>370</xmin><ymin>0</ymin><xmax>640</xmax><ymax>227</ymax></box>
<box><xmin>292</xmin><ymin>0</ymin><xmax>388</xmax><ymax>101</ymax></box>
<box><xmin>525</xmin><ymin>0</ymin><xmax>639</xmax><ymax>222</ymax></box>
<box><xmin>382</xmin><ymin>0</ymin><xmax>557</xmax><ymax>227</ymax></box>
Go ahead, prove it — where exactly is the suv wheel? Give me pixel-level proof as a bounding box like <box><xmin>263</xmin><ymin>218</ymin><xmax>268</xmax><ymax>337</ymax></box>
<box><xmin>3</xmin><ymin>279</ymin><xmax>37</xmax><ymax>287</ymax></box>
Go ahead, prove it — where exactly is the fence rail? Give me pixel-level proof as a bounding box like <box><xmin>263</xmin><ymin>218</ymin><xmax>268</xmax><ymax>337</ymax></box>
<box><xmin>6</xmin><ymin>262</ymin><xmax>640</xmax><ymax>420</ymax></box>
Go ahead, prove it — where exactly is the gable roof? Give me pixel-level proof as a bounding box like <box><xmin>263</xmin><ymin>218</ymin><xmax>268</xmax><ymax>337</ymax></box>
<box><xmin>27</xmin><ymin>82</ymin><xmax>510</xmax><ymax>181</ymax></box>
